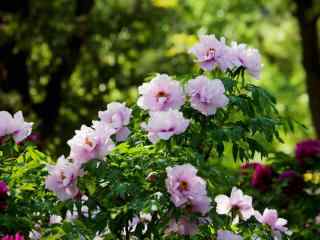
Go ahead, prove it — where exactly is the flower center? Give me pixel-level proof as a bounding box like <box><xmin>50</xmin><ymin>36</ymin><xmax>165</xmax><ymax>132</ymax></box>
<box><xmin>161</xmin><ymin>127</ymin><xmax>175</xmax><ymax>133</ymax></box>
<box><xmin>179</xmin><ymin>180</ymin><xmax>189</xmax><ymax>191</ymax></box>
<box><xmin>60</xmin><ymin>171</ymin><xmax>74</xmax><ymax>187</ymax></box>
<box><xmin>60</xmin><ymin>171</ymin><xmax>66</xmax><ymax>180</ymax></box>
<box><xmin>156</xmin><ymin>91</ymin><xmax>168</xmax><ymax>98</ymax></box>
<box><xmin>84</xmin><ymin>137</ymin><xmax>93</xmax><ymax>147</ymax></box>
<box><xmin>206</xmin><ymin>48</ymin><xmax>215</xmax><ymax>59</ymax></box>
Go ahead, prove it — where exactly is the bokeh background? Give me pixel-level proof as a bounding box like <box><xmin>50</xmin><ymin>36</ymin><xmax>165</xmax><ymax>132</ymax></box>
<box><xmin>0</xmin><ymin>0</ymin><xmax>319</xmax><ymax>156</ymax></box>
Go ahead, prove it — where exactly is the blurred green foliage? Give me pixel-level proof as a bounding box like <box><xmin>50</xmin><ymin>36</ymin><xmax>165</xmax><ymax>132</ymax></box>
<box><xmin>0</xmin><ymin>0</ymin><xmax>316</xmax><ymax>155</ymax></box>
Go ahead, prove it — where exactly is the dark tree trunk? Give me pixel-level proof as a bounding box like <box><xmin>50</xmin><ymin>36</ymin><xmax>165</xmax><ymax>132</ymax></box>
<box><xmin>35</xmin><ymin>0</ymin><xmax>94</xmax><ymax>137</ymax></box>
<box><xmin>294</xmin><ymin>0</ymin><xmax>320</xmax><ymax>137</ymax></box>
<box><xmin>0</xmin><ymin>2</ymin><xmax>31</xmax><ymax>105</ymax></box>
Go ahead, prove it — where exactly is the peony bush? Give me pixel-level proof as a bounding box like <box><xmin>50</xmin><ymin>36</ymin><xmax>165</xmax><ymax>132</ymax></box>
<box><xmin>0</xmin><ymin>34</ymin><xmax>296</xmax><ymax>239</ymax></box>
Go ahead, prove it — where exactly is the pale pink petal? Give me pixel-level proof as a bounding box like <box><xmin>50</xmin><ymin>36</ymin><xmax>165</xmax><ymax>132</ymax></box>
<box><xmin>115</xmin><ymin>127</ymin><xmax>130</xmax><ymax>142</ymax></box>
<box><xmin>214</xmin><ymin>195</ymin><xmax>231</xmax><ymax>215</ymax></box>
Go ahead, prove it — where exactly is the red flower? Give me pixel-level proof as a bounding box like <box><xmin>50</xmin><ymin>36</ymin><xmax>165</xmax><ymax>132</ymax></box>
<box><xmin>0</xmin><ymin>181</ymin><xmax>8</xmax><ymax>198</ymax></box>
<box><xmin>241</xmin><ymin>163</ymin><xmax>273</xmax><ymax>192</ymax></box>
<box><xmin>295</xmin><ymin>139</ymin><xmax>320</xmax><ymax>166</ymax></box>
<box><xmin>278</xmin><ymin>170</ymin><xmax>304</xmax><ymax>195</ymax></box>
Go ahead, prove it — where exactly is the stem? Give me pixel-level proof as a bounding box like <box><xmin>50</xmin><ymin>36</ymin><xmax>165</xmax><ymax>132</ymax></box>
<box><xmin>204</xmin><ymin>145</ymin><xmax>213</xmax><ymax>161</ymax></box>
<box><xmin>125</xmin><ymin>223</ymin><xmax>130</xmax><ymax>240</ymax></box>
<box><xmin>200</xmin><ymin>114</ymin><xmax>213</xmax><ymax>161</ymax></box>
<box><xmin>240</xmin><ymin>69</ymin><xmax>245</xmax><ymax>89</ymax></box>
<box><xmin>165</xmin><ymin>140</ymin><xmax>172</xmax><ymax>157</ymax></box>
<box><xmin>76</xmin><ymin>200</ymin><xmax>82</xmax><ymax>220</ymax></box>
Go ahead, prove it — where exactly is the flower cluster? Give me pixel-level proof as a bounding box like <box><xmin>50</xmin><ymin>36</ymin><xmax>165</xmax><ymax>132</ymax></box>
<box><xmin>45</xmin><ymin>156</ymin><xmax>82</xmax><ymax>201</ymax></box>
<box><xmin>139</xmin><ymin>75</ymin><xmax>229</xmax><ymax>142</ymax></box>
<box><xmin>138</xmin><ymin>74</ymin><xmax>190</xmax><ymax>143</ymax></box>
<box><xmin>46</xmin><ymin>102</ymin><xmax>132</xmax><ymax>200</ymax></box>
<box><xmin>165</xmin><ymin>164</ymin><xmax>211</xmax><ymax>235</ymax></box>
<box><xmin>189</xmin><ymin>34</ymin><xmax>262</xmax><ymax>79</ymax></box>
<box><xmin>215</xmin><ymin>187</ymin><xmax>290</xmax><ymax>239</ymax></box>
<box><xmin>138</xmin><ymin>36</ymin><xmax>241</xmax><ymax>142</ymax></box>
<box><xmin>0</xmin><ymin>111</ymin><xmax>33</xmax><ymax>143</ymax></box>
<box><xmin>241</xmin><ymin>139</ymin><xmax>320</xmax><ymax>197</ymax></box>
<box><xmin>137</xmin><ymin>36</ymin><xmax>245</xmax><ymax>142</ymax></box>
<box><xmin>255</xmin><ymin>209</ymin><xmax>289</xmax><ymax>238</ymax></box>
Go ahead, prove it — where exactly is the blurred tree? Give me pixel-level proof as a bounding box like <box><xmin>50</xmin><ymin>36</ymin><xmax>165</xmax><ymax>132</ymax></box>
<box><xmin>293</xmin><ymin>0</ymin><xmax>320</xmax><ymax>138</ymax></box>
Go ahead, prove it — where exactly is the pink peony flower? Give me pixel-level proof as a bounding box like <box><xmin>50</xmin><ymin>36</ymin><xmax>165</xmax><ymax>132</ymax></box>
<box><xmin>230</xmin><ymin>42</ymin><xmax>262</xmax><ymax>79</ymax></box>
<box><xmin>45</xmin><ymin>155</ymin><xmax>82</xmax><ymax>201</ymax></box>
<box><xmin>185</xmin><ymin>194</ymin><xmax>212</xmax><ymax>216</ymax></box>
<box><xmin>67</xmin><ymin>125</ymin><xmax>115</xmax><ymax>164</ymax></box>
<box><xmin>255</xmin><ymin>208</ymin><xmax>289</xmax><ymax>235</ymax></box>
<box><xmin>295</xmin><ymin>139</ymin><xmax>320</xmax><ymax>166</ymax></box>
<box><xmin>0</xmin><ymin>111</ymin><xmax>33</xmax><ymax>143</ymax></box>
<box><xmin>165</xmin><ymin>164</ymin><xmax>210</xmax><ymax>215</ymax></box>
<box><xmin>141</xmin><ymin>110</ymin><xmax>189</xmax><ymax>144</ymax></box>
<box><xmin>217</xmin><ymin>230</ymin><xmax>243</xmax><ymax>240</ymax></box>
<box><xmin>214</xmin><ymin>187</ymin><xmax>254</xmax><ymax>221</ymax></box>
<box><xmin>186</xmin><ymin>76</ymin><xmax>229</xmax><ymax>116</ymax></box>
<box><xmin>137</xmin><ymin>74</ymin><xmax>185</xmax><ymax>111</ymax></box>
<box><xmin>165</xmin><ymin>217</ymin><xmax>199</xmax><ymax>236</ymax></box>
<box><xmin>189</xmin><ymin>35</ymin><xmax>232</xmax><ymax>71</ymax></box>
<box><xmin>0</xmin><ymin>111</ymin><xmax>12</xmax><ymax>138</ymax></box>
<box><xmin>1</xmin><ymin>233</ymin><xmax>24</xmax><ymax>240</ymax></box>
<box><xmin>98</xmin><ymin>102</ymin><xmax>132</xmax><ymax>142</ymax></box>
